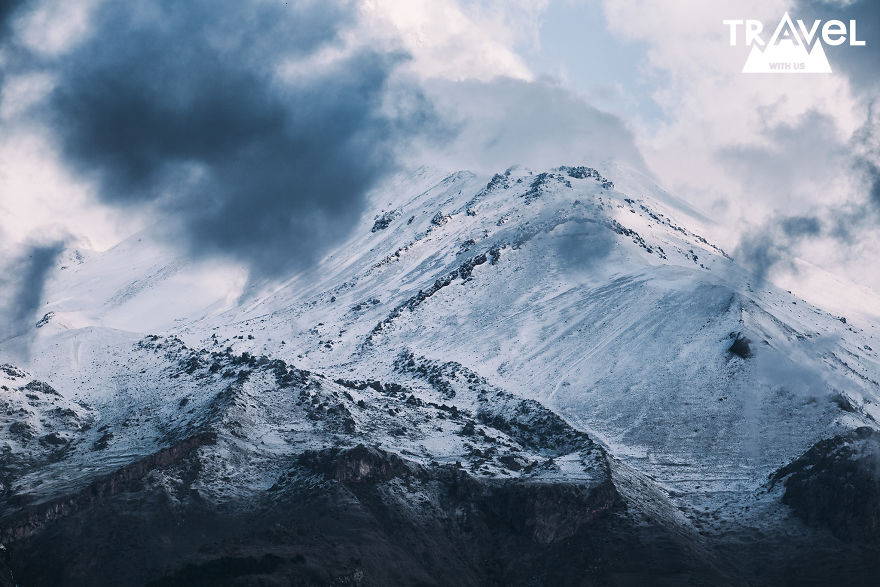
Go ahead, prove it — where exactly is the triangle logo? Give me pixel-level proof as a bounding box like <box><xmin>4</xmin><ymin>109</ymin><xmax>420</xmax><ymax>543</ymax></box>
<box><xmin>738</xmin><ymin>12</ymin><xmax>835</xmax><ymax>74</ymax></box>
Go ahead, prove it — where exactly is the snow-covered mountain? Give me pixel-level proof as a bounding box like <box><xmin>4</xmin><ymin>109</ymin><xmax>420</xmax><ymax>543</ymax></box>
<box><xmin>2</xmin><ymin>163</ymin><xmax>880</xmax><ymax>585</ymax></box>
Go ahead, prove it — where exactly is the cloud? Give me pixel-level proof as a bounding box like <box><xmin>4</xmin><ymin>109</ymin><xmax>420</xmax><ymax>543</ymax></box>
<box><xmin>731</xmin><ymin>110</ymin><xmax>880</xmax><ymax>280</ymax></box>
<box><xmin>717</xmin><ymin>110</ymin><xmax>850</xmax><ymax>203</ymax></box>
<box><xmin>42</xmin><ymin>0</ymin><xmax>439</xmax><ymax>281</ymax></box>
<box><xmin>5</xmin><ymin>0</ymin><xmax>102</xmax><ymax>58</ymax></box>
<box><xmin>781</xmin><ymin>215</ymin><xmax>823</xmax><ymax>237</ymax></box>
<box><xmin>736</xmin><ymin>214</ymin><xmax>824</xmax><ymax>281</ymax></box>
<box><xmin>598</xmin><ymin>0</ymin><xmax>880</xmax><ymax>308</ymax></box>
<box><xmin>362</xmin><ymin>0</ymin><xmax>537</xmax><ymax>81</ymax></box>
<box><xmin>852</xmin><ymin>106</ymin><xmax>880</xmax><ymax>211</ymax></box>
<box><xmin>795</xmin><ymin>0</ymin><xmax>880</xmax><ymax>95</ymax></box>
<box><xmin>0</xmin><ymin>0</ymin><xmax>25</xmax><ymax>33</ymax></box>
<box><xmin>416</xmin><ymin>76</ymin><xmax>647</xmax><ymax>174</ymax></box>
<box><xmin>0</xmin><ymin>0</ymin><xmax>26</xmax><ymax>87</ymax></box>
<box><xmin>869</xmin><ymin>162</ymin><xmax>880</xmax><ymax>208</ymax></box>
<box><xmin>598</xmin><ymin>0</ymin><xmax>863</xmax><ymax>232</ymax></box>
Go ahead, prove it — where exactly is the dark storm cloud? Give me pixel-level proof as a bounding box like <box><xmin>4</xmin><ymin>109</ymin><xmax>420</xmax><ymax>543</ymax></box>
<box><xmin>46</xmin><ymin>0</ymin><xmax>437</xmax><ymax>279</ymax></box>
<box><xmin>795</xmin><ymin>0</ymin><xmax>880</xmax><ymax>94</ymax></box>
<box><xmin>0</xmin><ymin>0</ymin><xmax>26</xmax><ymax>76</ymax></box>
<box><xmin>0</xmin><ymin>0</ymin><xmax>25</xmax><ymax>32</ymax></box>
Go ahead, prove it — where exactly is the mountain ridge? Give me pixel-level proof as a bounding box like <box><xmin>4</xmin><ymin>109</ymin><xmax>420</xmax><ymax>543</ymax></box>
<box><xmin>2</xmin><ymin>162</ymin><xmax>880</xmax><ymax>584</ymax></box>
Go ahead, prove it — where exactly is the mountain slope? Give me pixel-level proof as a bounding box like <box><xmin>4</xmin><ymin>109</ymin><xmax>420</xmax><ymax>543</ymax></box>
<box><xmin>2</xmin><ymin>163</ymin><xmax>880</xmax><ymax>585</ymax></box>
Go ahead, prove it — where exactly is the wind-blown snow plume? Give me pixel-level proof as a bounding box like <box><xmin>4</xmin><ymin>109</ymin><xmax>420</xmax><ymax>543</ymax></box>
<box><xmin>736</xmin><ymin>215</ymin><xmax>822</xmax><ymax>281</ymax></box>
<box><xmin>0</xmin><ymin>240</ymin><xmax>64</xmax><ymax>351</ymax></box>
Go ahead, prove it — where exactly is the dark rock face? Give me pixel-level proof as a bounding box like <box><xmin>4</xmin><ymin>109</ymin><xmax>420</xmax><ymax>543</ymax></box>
<box><xmin>772</xmin><ymin>427</ymin><xmax>880</xmax><ymax>543</ymax></box>
<box><xmin>302</xmin><ymin>444</ymin><xmax>424</xmax><ymax>484</ymax></box>
<box><xmin>13</xmin><ymin>432</ymin><xmax>880</xmax><ymax>585</ymax></box>
<box><xmin>148</xmin><ymin>554</ymin><xmax>286</xmax><ymax>587</ymax></box>
<box><xmin>1</xmin><ymin>443</ymin><xmax>724</xmax><ymax>586</ymax></box>
<box><xmin>0</xmin><ymin>559</ymin><xmax>12</xmax><ymax>587</ymax></box>
<box><xmin>728</xmin><ymin>334</ymin><xmax>753</xmax><ymax>359</ymax></box>
<box><xmin>298</xmin><ymin>445</ymin><xmax>619</xmax><ymax>546</ymax></box>
<box><xmin>0</xmin><ymin>432</ymin><xmax>216</xmax><ymax>545</ymax></box>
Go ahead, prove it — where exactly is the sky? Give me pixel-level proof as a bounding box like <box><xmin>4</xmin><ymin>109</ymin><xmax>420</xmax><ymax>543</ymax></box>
<box><xmin>0</xmin><ymin>0</ymin><xmax>878</xmax><ymax>319</ymax></box>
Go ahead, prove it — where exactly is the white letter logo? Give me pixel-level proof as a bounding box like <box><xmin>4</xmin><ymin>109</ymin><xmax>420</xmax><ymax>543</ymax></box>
<box><xmin>725</xmin><ymin>12</ymin><xmax>866</xmax><ymax>74</ymax></box>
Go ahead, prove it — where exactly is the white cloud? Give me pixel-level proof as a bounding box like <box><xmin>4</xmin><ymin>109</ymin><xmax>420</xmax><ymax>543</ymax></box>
<box><xmin>0</xmin><ymin>71</ymin><xmax>54</xmax><ymax>119</ymax></box>
<box><xmin>599</xmin><ymin>0</ymin><xmax>879</xmax><ymax>303</ymax></box>
<box><xmin>1</xmin><ymin>0</ymin><xmax>877</xmax><ymax>316</ymax></box>
<box><xmin>14</xmin><ymin>0</ymin><xmax>102</xmax><ymax>57</ymax></box>
<box><xmin>411</xmin><ymin>76</ymin><xmax>646</xmax><ymax>174</ymax></box>
<box><xmin>0</xmin><ymin>126</ymin><xmax>142</xmax><ymax>250</ymax></box>
<box><xmin>361</xmin><ymin>0</ymin><xmax>536</xmax><ymax>81</ymax></box>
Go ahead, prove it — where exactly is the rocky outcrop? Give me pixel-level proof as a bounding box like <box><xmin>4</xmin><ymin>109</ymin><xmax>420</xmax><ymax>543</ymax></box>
<box><xmin>1</xmin><ymin>440</ymin><xmax>734</xmax><ymax>587</ymax></box>
<box><xmin>297</xmin><ymin>444</ymin><xmax>620</xmax><ymax>545</ymax></box>
<box><xmin>0</xmin><ymin>432</ymin><xmax>216</xmax><ymax>545</ymax></box>
<box><xmin>299</xmin><ymin>444</ymin><xmax>424</xmax><ymax>484</ymax></box>
<box><xmin>728</xmin><ymin>333</ymin><xmax>753</xmax><ymax>359</ymax></box>
<box><xmin>371</xmin><ymin>210</ymin><xmax>400</xmax><ymax>232</ymax></box>
<box><xmin>772</xmin><ymin>427</ymin><xmax>880</xmax><ymax>543</ymax></box>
